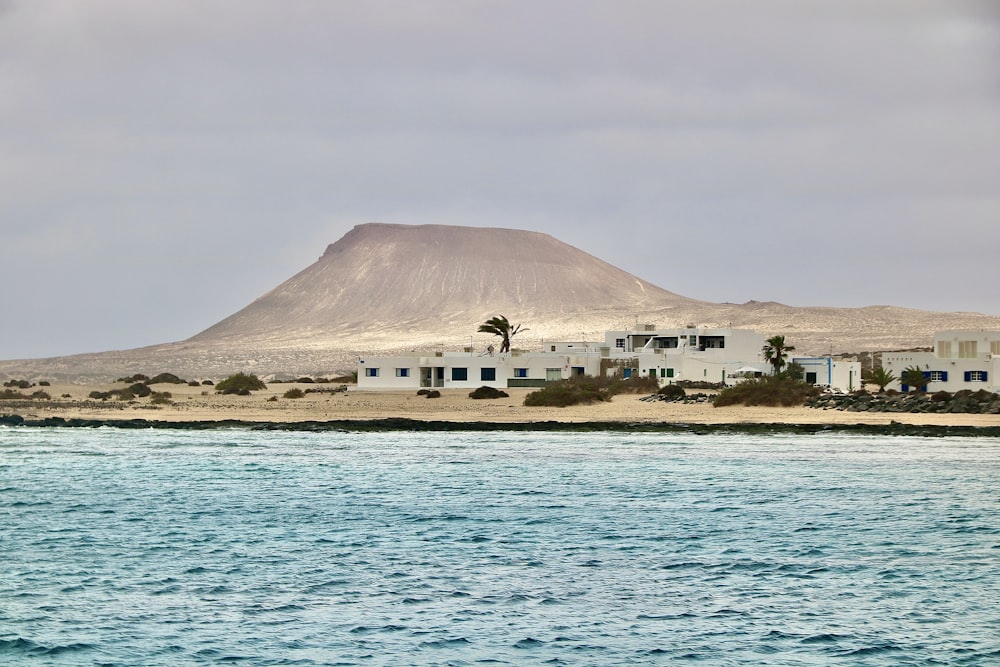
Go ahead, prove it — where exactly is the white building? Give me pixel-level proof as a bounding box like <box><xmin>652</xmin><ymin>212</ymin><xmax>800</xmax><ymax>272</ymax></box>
<box><xmin>792</xmin><ymin>357</ymin><xmax>862</xmax><ymax>392</ymax></box>
<box><xmin>358</xmin><ymin>326</ymin><xmax>781</xmax><ymax>391</ymax></box>
<box><xmin>883</xmin><ymin>330</ymin><xmax>1000</xmax><ymax>393</ymax></box>
<box><xmin>605</xmin><ymin>326</ymin><xmax>770</xmax><ymax>386</ymax></box>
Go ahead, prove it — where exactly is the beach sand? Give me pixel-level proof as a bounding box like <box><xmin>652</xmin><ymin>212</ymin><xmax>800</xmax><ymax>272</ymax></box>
<box><xmin>6</xmin><ymin>382</ymin><xmax>1000</xmax><ymax>428</ymax></box>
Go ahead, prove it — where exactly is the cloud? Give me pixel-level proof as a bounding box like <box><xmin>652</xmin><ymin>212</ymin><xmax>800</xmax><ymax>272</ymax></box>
<box><xmin>0</xmin><ymin>0</ymin><xmax>998</xmax><ymax>358</ymax></box>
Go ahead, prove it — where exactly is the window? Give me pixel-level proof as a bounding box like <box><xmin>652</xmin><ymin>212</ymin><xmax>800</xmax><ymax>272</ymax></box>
<box><xmin>364</xmin><ymin>367</ymin><xmax>379</xmax><ymax>378</ymax></box>
<box><xmin>615</xmin><ymin>338</ymin><xmax>626</xmax><ymax>350</ymax></box>
<box><xmin>666</xmin><ymin>368</ymin><xmax>674</xmax><ymax>378</ymax></box>
<box><xmin>992</xmin><ymin>341</ymin><xmax>1000</xmax><ymax>356</ymax></box>
<box><xmin>514</xmin><ymin>368</ymin><xmax>528</xmax><ymax>378</ymax></box>
<box><xmin>929</xmin><ymin>370</ymin><xmax>947</xmax><ymax>382</ymax></box>
<box><xmin>395</xmin><ymin>368</ymin><xmax>410</xmax><ymax>378</ymax></box>
<box><xmin>965</xmin><ymin>370</ymin><xmax>988</xmax><ymax>382</ymax></box>
<box><xmin>451</xmin><ymin>367</ymin><xmax>468</xmax><ymax>381</ymax></box>
<box><xmin>481</xmin><ymin>368</ymin><xmax>496</xmax><ymax>382</ymax></box>
<box><xmin>959</xmin><ymin>340</ymin><xmax>978</xmax><ymax>358</ymax></box>
<box><xmin>937</xmin><ymin>341</ymin><xmax>952</xmax><ymax>358</ymax></box>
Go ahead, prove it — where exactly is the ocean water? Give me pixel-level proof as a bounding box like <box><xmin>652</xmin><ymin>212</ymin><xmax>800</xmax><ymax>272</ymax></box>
<box><xmin>1</xmin><ymin>428</ymin><xmax>998</xmax><ymax>666</ymax></box>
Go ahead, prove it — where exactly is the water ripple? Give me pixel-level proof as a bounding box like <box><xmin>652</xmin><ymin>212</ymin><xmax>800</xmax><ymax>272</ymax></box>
<box><xmin>1</xmin><ymin>428</ymin><xmax>998</xmax><ymax>665</ymax></box>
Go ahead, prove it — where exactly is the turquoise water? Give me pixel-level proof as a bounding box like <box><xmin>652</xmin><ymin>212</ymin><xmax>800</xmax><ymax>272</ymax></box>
<box><xmin>1</xmin><ymin>428</ymin><xmax>998</xmax><ymax>666</ymax></box>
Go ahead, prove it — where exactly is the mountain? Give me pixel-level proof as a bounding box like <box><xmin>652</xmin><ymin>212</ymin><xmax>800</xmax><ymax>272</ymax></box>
<box><xmin>189</xmin><ymin>223</ymin><xmax>702</xmax><ymax>349</ymax></box>
<box><xmin>2</xmin><ymin>223</ymin><xmax>1000</xmax><ymax>381</ymax></box>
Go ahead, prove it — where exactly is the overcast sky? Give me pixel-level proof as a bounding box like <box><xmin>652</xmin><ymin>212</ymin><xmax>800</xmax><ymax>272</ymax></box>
<box><xmin>2</xmin><ymin>1</ymin><xmax>998</xmax><ymax>359</ymax></box>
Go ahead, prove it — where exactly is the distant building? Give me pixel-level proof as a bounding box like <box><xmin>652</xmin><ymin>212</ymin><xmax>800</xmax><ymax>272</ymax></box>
<box><xmin>883</xmin><ymin>330</ymin><xmax>1000</xmax><ymax>393</ymax></box>
<box><xmin>358</xmin><ymin>326</ymin><xmax>858</xmax><ymax>392</ymax></box>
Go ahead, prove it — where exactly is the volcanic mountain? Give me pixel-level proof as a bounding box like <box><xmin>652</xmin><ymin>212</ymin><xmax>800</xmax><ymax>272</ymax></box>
<box><xmin>189</xmin><ymin>222</ymin><xmax>703</xmax><ymax>350</ymax></box>
<box><xmin>3</xmin><ymin>222</ymin><xmax>1000</xmax><ymax>380</ymax></box>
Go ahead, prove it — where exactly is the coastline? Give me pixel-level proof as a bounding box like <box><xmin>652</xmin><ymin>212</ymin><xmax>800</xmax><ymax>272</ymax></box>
<box><xmin>3</xmin><ymin>382</ymin><xmax>1000</xmax><ymax>435</ymax></box>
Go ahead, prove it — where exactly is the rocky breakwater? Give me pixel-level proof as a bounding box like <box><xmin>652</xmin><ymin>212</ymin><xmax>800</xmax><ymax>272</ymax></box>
<box><xmin>808</xmin><ymin>389</ymin><xmax>1000</xmax><ymax>414</ymax></box>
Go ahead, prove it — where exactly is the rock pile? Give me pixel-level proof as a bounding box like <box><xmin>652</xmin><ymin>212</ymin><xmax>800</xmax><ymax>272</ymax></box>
<box><xmin>808</xmin><ymin>389</ymin><xmax>1000</xmax><ymax>414</ymax></box>
<box><xmin>640</xmin><ymin>392</ymin><xmax>713</xmax><ymax>404</ymax></box>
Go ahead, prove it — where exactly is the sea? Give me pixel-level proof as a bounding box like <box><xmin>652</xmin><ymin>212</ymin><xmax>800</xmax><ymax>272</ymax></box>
<box><xmin>1</xmin><ymin>427</ymin><xmax>998</xmax><ymax>666</ymax></box>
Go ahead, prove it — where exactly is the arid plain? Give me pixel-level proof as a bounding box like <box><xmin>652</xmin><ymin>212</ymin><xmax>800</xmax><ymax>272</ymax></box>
<box><xmin>8</xmin><ymin>381</ymin><xmax>1000</xmax><ymax>429</ymax></box>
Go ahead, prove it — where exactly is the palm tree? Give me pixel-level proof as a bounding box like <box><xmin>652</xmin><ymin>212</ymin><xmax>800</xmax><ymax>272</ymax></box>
<box><xmin>864</xmin><ymin>366</ymin><xmax>896</xmax><ymax>393</ymax></box>
<box><xmin>478</xmin><ymin>315</ymin><xmax>527</xmax><ymax>353</ymax></box>
<box><xmin>762</xmin><ymin>335</ymin><xmax>795</xmax><ymax>375</ymax></box>
<box><xmin>901</xmin><ymin>365</ymin><xmax>928</xmax><ymax>393</ymax></box>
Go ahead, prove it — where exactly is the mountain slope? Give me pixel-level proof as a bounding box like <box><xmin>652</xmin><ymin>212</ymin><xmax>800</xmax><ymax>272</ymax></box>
<box><xmin>190</xmin><ymin>223</ymin><xmax>702</xmax><ymax>346</ymax></box>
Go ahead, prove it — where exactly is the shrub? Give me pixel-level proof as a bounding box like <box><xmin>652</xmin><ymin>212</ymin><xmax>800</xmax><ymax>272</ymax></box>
<box><xmin>216</xmin><ymin>373</ymin><xmax>267</xmax><ymax>395</ymax></box>
<box><xmin>283</xmin><ymin>388</ymin><xmax>305</xmax><ymax>399</ymax></box>
<box><xmin>202</xmin><ymin>380</ymin><xmax>214</xmax><ymax>386</ymax></box>
<box><xmin>931</xmin><ymin>391</ymin><xmax>952</xmax><ymax>402</ymax></box>
<box><xmin>524</xmin><ymin>376</ymin><xmax>611</xmax><ymax>407</ymax></box>
<box><xmin>150</xmin><ymin>392</ymin><xmax>173</xmax><ymax>405</ymax></box>
<box><xmin>129</xmin><ymin>383</ymin><xmax>152</xmax><ymax>398</ymax></box>
<box><xmin>0</xmin><ymin>389</ymin><xmax>26</xmax><ymax>400</ymax></box>
<box><xmin>38</xmin><ymin>380</ymin><xmax>50</xmax><ymax>387</ymax></box>
<box><xmin>609</xmin><ymin>374</ymin><xmax>660</xmax><ymax>395</ymax></box>
<box><xmin>657</xmin><ymin>384</ymin><xmax>687</xmax><ymax>400</ymax></box>
<box><xmin>294</xmin><ymin>377</ymin><xmax>315</xmax><ymax>384</ymax></box>
<box><xmin>3</xmin><ymin>379</ymin><xmax>31</xmax><ymax>389</ymax></box>
<box><xmin>188</xmin><ymin>381</ymin><xmax>201</xmax><ymax>387</ymax></box>
<box><xmin>425</xmin><ymin>390</ymin><xmax>441</xmax><ymax>398</ymax></box>
<box><xmin>469</xmin><ymin>386</ymin><xmax>509</xmax><ymax>399</ymax></box>
<box><xmin>147</xmin><ymin>373</ymin><xmax>186</xmax><ymax>385</ymax></box>
<box><xmin>30</xmin><ymin>390</ymin><xmax>51</xmax><ymax>400</ymax></box>
<box><xmin>713</xmin><ymin>376</ymin><xmax>820</xmax><ymax>407</ymax></box>
<box><xmin>117</xmin><ymin>374</ymin><xmax>149</xmax><ymax>383</ymax></box>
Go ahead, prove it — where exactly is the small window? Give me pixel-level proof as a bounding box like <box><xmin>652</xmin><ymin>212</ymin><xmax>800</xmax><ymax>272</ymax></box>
<box><xmin>481</xmin><ymin>368</ymin><xmax>496</xmax><ymax>382</ymax></box>
<box><xmin>929</xmin><ymin>370</ymin><xmax>947</xmax><ymax>382</ymax></box>
<box><xmin>666</xmin><ymin>368</ymin><xmax>675</xmax><ymax>378</ymax></box>
<box><xmin>364</xmin><ymin>367</ymin><xmax>379</xmax><ymax>378</ymax></box>
<box><xmin>615</xmin><ymin>338</ymin><xmax>626</xmax><ymax>349</ymax></box>
<box><xmin>451</xmin><ymin>367</ymin><xmax>468</xmax><ymax>381</ymax></box>
<box><xmin>395</xmin><ymin>368</ymin><xmax>410</xmax><ymax>378</ymax></box>
<box><xmin>938</xmin><ymin>341</ymin><xmax>952</xmax><ymax>358</ymax></box>
<box><xmin>965</xmin><ymin>370</ymin><xmax>987</xmax><ymax>382</ymax></box>
<box><xmin>959</xmin><ymin>341</ymin><xmax>978</xmax><ymax>358</ymax></box>
<box><xmin>514</xmin><ymin>368</ymin><xmax>528</xmax><ymax>378</ymax></box>
<box><xmin>992</xmin><ymin>340</ymin><xmax>1000</xmax><ymax>356</ymax></box>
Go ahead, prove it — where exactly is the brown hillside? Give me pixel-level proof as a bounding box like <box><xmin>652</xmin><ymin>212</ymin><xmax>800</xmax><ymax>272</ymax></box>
<box><xmin>190</xmin><ymin>223</ymin><xmax>702</xmax><ymax>346</ymax></box>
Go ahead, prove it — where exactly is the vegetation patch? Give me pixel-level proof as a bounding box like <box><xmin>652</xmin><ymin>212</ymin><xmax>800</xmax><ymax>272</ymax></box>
<box><xmin>216</xmin><ymin>373</ymin><xmax>267</xmax><ymax>395</ymax></box>
<box><xmin>713</xmin><ymin>376</ymin><xmax>820</xmax><ymax>407</ymax></box>
<box><xmin>1</xmin><ymin>389</ymin><xmax>51</xmax><ymax>400</ymax></box>
<box><xmin>283</xmin><ymin>388</ymin><xmax>305</xmax><ymax>399</ymax></box>
<box><xmin>524</xmin><ymin>376</ymin><xmax>612</xmax><ymax>407</ymax></box>
<box><xmin>469</xmin><ymin>386</ymin><xmax>509</xmax><ymax>399</ymax></box>
<box><xmin>656</xmin><ymin>384</ymin><xmax>687</xmax><ymax>401</ymax></box>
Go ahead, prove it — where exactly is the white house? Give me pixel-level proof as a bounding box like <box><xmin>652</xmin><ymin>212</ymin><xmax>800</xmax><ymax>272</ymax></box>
<box><xmin>604</xmin><ymin>326</ymin><xmax>770</xmax><ymax>386</ymax></box>
<box><xmin>883</xmin><ymin>330</ymin><xmax>1000</xmax><ymax>393</ymax></box>
<box><xmin>792</xmin><ymin>357</ymin><xmax>862</xmax><ymax>392</ymax></box>
<box><xmin>357</xmin><ymin>326</ymin><xmax>871</xmax><ymax>392</ymax></box>
<box><xmin>358</xmin><ymin>326</ymin><xmax>784</xmax><ymax>391</ymax></box>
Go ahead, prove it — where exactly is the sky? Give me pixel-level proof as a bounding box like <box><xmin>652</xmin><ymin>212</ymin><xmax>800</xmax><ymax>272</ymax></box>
<box><xmin>2</xmin><ymin>0</ymin><xmax>998</xmax><ymax>359</ymax></box>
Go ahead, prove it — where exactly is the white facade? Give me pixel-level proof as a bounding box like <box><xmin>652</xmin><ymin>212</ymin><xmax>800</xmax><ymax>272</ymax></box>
<box><xmin>882</xmin><ymin>330</ymin><xmax>1000</xmax><ymax>393</ymax></box>
<box><xmin>605</xmin><ymin>326</ymin><xmax>770</xmax><ymax>386</ymax></box>
<box><xmin>358</xmin><ymin>326</ymin><xmax>783</xmax><ymax>391</ymax></box>
<box><xmin>357</xmin><ymin>349</ymin><xmax>603</xmax><ymax>391</ymax></box>
<box><xmin>792</xmin><ymin>357</ymin><xmax>862</xmax><ymax>392</ymax></box>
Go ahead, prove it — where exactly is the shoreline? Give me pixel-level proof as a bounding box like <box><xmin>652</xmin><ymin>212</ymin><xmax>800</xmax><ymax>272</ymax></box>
<box><xmin>3</xmin><ymin>413</ymin><xmax>1000</xmax><ymax>437</ymax></box>
<box><xmin>2</xmin><ymin>382</ymin><xmax>1000</xmax><ymax>436</ymax></box>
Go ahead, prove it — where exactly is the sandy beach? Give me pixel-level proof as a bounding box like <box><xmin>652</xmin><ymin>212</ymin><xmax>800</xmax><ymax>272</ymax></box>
<box><xmin>5</xmin><ymin>381</ymin><xmax>1000</xmax><ymax>429</ymax></box>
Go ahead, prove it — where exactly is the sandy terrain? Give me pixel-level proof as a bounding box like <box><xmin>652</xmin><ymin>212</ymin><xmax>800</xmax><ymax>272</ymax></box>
<box><xmin>5</xmin><ymin>382</ymin><xmax>1000</xmax><ymax>429</ymax></box>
